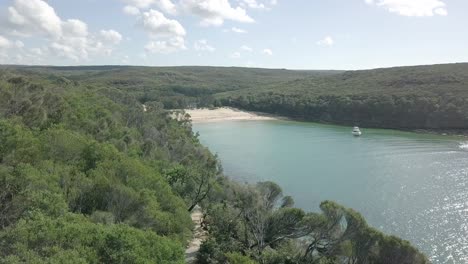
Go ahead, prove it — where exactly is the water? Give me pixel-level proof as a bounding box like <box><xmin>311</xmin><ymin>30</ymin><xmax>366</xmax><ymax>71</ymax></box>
<box><xmin>193</xmin><ymin>120</ymin><xmax>468</xmax><ymax>264</ymax></box>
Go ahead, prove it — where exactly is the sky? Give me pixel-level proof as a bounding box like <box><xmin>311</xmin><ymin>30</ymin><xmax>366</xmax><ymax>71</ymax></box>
<box><xmin>0</xmin><ymin>0</ymin><xmax>466</xmax><ymax>70</ymax></box>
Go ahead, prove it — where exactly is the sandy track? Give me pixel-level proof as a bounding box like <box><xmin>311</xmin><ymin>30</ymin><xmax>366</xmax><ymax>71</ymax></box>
<box><xmin>185</xmin><ymin>206</ymin><xmax>206</xmax><ymax>263</ymax></box>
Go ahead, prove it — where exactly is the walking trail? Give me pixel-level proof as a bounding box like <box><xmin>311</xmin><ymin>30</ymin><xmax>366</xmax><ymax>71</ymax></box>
<box><xmin>185</xmin><ymin>205</ymin><xmax>207</xmax><ymax>263</ymax></box>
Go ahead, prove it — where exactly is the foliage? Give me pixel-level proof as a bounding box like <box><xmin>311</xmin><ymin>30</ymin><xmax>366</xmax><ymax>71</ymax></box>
<box><xmin>225</xmin><ymin>252</ymin><xmax>258</xmax><ymax>264</ymax></box>
<box><xmin>0</xmin><ymin>212</ymin><xmax>184</xmax><ymax>264</ymax></box>
<box><xmin>0</xmin><ymin>65</ymin><xmax>432</xmax><ymax>263</ymax></box>
<box><xmin>4</xmin><ymin>64</ymin><xmax>467</xmax><ymax>129</ymax></box>
<box><xmin>218</xmin><ymin>63</ymin><xmax>468</xmax><ymax>129</ymax></box>
<box><xmin>0</xmin><ymin>74</ymin><xmax>221</xmax><ymax>262</ymax></box>
<box><xmin>198</xmin><ymin>182</ymin><xmax>429</xmax><ymax>264</ymax></box>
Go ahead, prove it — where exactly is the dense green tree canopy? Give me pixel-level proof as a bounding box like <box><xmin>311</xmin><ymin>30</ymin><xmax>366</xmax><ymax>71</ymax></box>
<box><xmin>199</xmin><ymin>182</ymin><xmax>428</xmax><ymax>264</ymax></box>
<box><xmin>0</xmin><ymin>73</ymin><xmax>220</xmax><ymax>263</ymax></box>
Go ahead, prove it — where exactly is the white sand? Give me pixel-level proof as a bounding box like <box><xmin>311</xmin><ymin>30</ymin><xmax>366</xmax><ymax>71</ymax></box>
<box><xmin>185</xmin><ymin>107</ymin><xmax>278</xmax><ymax>123</ymax></box>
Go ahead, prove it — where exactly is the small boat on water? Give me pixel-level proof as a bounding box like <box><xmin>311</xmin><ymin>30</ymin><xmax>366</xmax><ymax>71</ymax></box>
<box><xmin>352</xmin><ymin>126</ymin><xmax>362</xmax><ymax>136</ymax></box>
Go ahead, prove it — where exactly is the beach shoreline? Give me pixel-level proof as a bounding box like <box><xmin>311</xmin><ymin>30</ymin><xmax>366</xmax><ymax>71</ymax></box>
<box><xmin>185</xmin><ymin>107</ymin><xmax>468</xmax><ymax>138</ymax></box>
<box><xmin>185</xmin><ymin>107</ymin><xmax>282</xmax><ymax>123</ymax></box>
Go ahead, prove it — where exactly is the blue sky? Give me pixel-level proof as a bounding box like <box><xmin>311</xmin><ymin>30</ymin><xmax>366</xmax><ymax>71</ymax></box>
<box><xmin>0</xmin><ymin>0</ymin><xmax>466</xmax><ymax>69</ymax></box>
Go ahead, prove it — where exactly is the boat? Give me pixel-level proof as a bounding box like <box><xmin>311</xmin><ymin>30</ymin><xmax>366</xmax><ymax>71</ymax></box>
<box><xmin>352</xmin><ymin>126</ymin><xmax>362</xmax><ymax>136</ymax></box>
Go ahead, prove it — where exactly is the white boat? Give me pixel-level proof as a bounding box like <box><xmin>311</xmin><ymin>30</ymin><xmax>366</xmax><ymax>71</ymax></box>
<box><xmin>352</xmin><ymin>126</ymin><xmax>362</xmax><ymax>136</ymax></box>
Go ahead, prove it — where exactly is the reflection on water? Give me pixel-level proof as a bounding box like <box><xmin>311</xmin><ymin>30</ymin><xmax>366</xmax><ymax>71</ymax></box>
<box><xmin>194</xmin><ymin>120</ymin><xmax>468</xmax><ymax>264</ymax></box>
<box><xmin>459</xmin><ymin>142</ymin><xmax>468</xmax><ymax>151</ymax></box>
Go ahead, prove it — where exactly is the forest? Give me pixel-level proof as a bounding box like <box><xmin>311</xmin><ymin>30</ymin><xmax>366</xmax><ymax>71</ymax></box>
<box><xmin>217</xmin><ymin>63</ymin><xmax>468</xmax><ymax>129</ymax></box>
<box><xmin>6</xmin><ymin>63</ymin><xmax>467</xmax><ymax>129</ymax></box>
<box><xmin>0</xmin><ymin>65</ymin><xmax>431</xmax><ymax>263</ymax></box>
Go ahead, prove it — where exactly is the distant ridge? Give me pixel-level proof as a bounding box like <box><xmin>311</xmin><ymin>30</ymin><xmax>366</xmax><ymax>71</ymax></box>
<box><xmin>2</xmin><ymin>62</ymin><xmax>468</xmax><ymax>129</ymax></box>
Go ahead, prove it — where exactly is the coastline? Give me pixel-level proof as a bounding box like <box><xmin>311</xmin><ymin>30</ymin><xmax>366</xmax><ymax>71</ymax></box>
<box><xmin>185</xmin><ymin>107</ymin><xmax>284</xmax><ymax>123</ymax></box>
<box><xmin>185</xmin><ymin>107</ymin><xmax>468</xmax><ymax>138</ymax></box>
<box><xmin>410</xmin><ymin>129</ymin><xmax>468</xmax><ymax>138</ymax></box>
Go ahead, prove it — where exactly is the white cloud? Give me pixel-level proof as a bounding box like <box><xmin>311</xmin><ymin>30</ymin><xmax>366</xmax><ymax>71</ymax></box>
<box><xmin>30</xmin><ymin>47</ymin><xmax>44</xmax><ymax>56</ymax></box>
<box><xmin>230</xmin><ymin>51</ymin><xmax>241</xmax><ymax>58</ymax></box>
<box><xmin>3</xmin><ymin>0</ymin><xmax>123</xmax><ymax>62</ymax></box>
<box><xmin>123</xmin><ymin>0</ymin><xmax>177</xmax><ymax>15</ymax></box>
<box><xmin>232</xmin><ymin>27</ymin><xmax>247</xmax><ymax>33</ymax></box>
<box><xmin>240</xmin><ymin>45</ymin><xmax>252</xmax><ymax>52</ymax></box>
<box><xmin>317</xmin><ymin>36</ymin><xmax>334</xmax><ymax>46</ymax></box>
<box><xmin>141</xmin><ymin>9</ymin><xmax>186</xmax><ymax>38</ymax></box>
<box><xmin>0</xmin><ymin>35</ymin><xmax>49</xmax><ymax>65</ymax></box>
<box><xmin>238</xmin><ymin>0</ymin><xmax>279</xmax><ymax>10</ymax></box>
<box><xmin>62</xmin><ymin>19</ymin><xmax>88</xmax><ymax>38</ymax></box>
<box><xmin>157</xmin><ymin>0</ymin><xmax>178</xmax><ymax>15</ymax></box>
<box><xmin>121</xmin><ymin>55</ymin><xmax>130</xmax><ymax>64</ymax></box>
<box><xmin>100</xmin><ymin>30</ymin><xmax>123</xmax><ymax>44</ymax></box>
<box><xmin>262</xmin><ymin>48</ymin><xmax>272</xmax><ymax>56</ymax></box>
<box><xmin>434</xmin><ymin>6</ymin><xmax>448</xmax><ymax>16</ymax></box>
<box><xmin>240</xmin><ymin>0</ymin><xmax>266</xmax><ymax>9</ymax></box>
<box><xmin>194</xmin><ymin>39</ymin><xmax>215</xmax><ymax>52</ymax></box>
<box><xmin>15</xmin><ymin>40</ymin><xmax>24</xmax><ymax>48</ymax></box>
<box><xmin>0</xmin><ymin>32</ymin><xmax>50</xmax><ymax>65</ymax></box>
<box><xmin>52</xmin><ymin>19</ymin><xmax>94</xmax><ymax>61</ymax></box>
<box><xmin>145</xmin><ymin>36</ymin><xmax>186</xmax><ymax>53</ymax></box>
<box><xmin>182</xmin><ymin>0</ymin><xmax>254</xmax><ymax>26</ymax></box>
<box><xmin>0</xmin><ymin>35</ymin><xmax>12</xmax><ymax>49</ymax></box>
<box><xmin>50</xmin><ymin>42</ymin><xmax>84</xmax><ymax>61</ymax></box>
<box><xmin>0</xmin><ymin>46</ymin><xmax>47</xmax><ymax>65</ymax></box>
<box><xmin>365</xmin><ymin>0</ymin><xmax>448</xmax><ymax>17</ymax></box>
<box><xmin>123</xmin><ymin>0</ymin><xmax>156</xmax><ymax>8</ymax></box>
<box><xmin>140</xmin><ymin>10</ymin><xmax>186</xmax><ymax>53</ymax></box>
<box><xmin>123</xmin><ymin>5</ymin><xmax>141</xmax><ymax>15</ymax></box>
<box><xmin>7</xmin><ymin>0</ymin><xmax>62</xmax><ymax>38</ymax></box>
<box><xmin>123</xmin><ymin>6</ymin><xmax>185</xmax><ymax>54</ymax></box>
<box><xmin>57</xmin><ymin>19</ymin><xmax>120</xmax><ymax>60</ymax></box>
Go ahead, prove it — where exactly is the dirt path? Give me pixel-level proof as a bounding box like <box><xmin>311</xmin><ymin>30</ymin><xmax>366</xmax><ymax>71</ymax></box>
<box><xmin>185</xmin><ymin>205</ymin><xmax>207</xmax><ymax>263</ymax></box>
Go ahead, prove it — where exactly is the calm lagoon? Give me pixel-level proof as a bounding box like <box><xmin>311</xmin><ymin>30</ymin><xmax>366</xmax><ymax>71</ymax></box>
<box><xmin>194</xmin><ymin>120</ymin><xmax>468</xmax><ymax>264</ymax></box>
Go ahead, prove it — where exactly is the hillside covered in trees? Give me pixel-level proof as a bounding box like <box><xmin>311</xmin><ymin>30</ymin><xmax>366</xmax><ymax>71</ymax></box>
<box><xmin>217</xmin><ymin>63</ymin><xmax>468</xmax><ymax>129</ymax></box>
<box><xmin>4</xmin><ymin>63</ymin><xmax>468</xmax><ymax>130</ymax></box>
<box><xmin>0</xmin><ymin>65</ymin><xmax>433</xmax><ymax>263</ymax></box>
<box><xmin>0</xmin><ymin>65</ymin><xmax>337</xmax><ymax>110</ymax></box>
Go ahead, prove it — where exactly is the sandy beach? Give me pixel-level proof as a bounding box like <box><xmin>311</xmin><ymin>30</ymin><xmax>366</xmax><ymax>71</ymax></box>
<box><xmin>185</xmin><ymin>107</ymin><xmax>279</xmax><ymax>123</ymax></box>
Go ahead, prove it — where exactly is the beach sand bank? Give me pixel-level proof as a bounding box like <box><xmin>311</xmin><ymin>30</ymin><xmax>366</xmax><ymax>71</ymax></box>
<box><xmin>185</xmin><ymin>107</ymin><xmax>279</xmax><ymax>123</ymax></box>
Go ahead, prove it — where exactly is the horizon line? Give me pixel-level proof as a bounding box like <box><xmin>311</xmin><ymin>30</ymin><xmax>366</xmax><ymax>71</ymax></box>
<box><xmin>1</xmin><ymin>62</ymin><xmax>467</xmax><ymax>72</ymax></box>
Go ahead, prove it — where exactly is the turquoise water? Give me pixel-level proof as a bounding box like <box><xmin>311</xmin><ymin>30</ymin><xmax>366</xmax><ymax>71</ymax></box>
<box><xmin>193</xmin><ymin>120</ymin><xmax>468</xmax><ymax>264</ymax></box>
